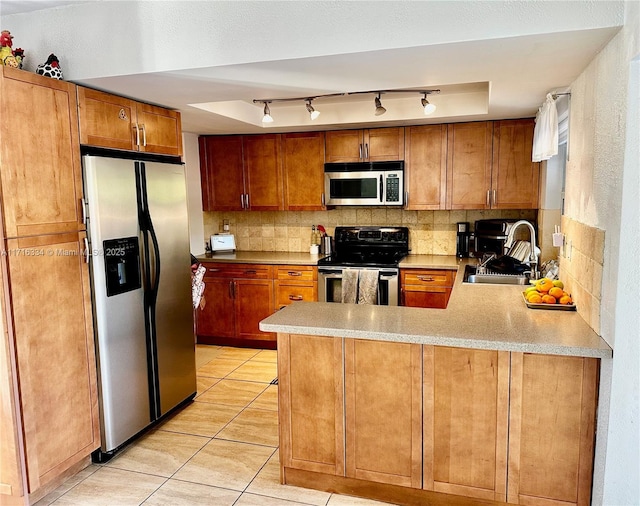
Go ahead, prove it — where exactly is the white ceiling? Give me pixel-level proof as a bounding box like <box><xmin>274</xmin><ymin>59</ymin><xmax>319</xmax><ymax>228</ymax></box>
<box><xmin>2</xmin><ymin>1</ymin><xmax>624</xmax><ymax>135</ymax></box>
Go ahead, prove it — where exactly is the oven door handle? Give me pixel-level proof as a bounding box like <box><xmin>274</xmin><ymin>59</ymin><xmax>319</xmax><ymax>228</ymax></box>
<box><xmin>380</xmin><ymin>175</ymin><xmax>384</xmax><ymax>203</ymax></box>
<box><xmin>318</xmin><ymin>271</ymin><xmax>344</xmax><ymax>278</ymax></box>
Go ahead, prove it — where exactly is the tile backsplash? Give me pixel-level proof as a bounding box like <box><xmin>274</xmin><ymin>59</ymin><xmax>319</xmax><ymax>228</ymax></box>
<box><xmin>204</xmin><ymin>209</ymin><xmax>537</xmax><ymax>255</ymax></box>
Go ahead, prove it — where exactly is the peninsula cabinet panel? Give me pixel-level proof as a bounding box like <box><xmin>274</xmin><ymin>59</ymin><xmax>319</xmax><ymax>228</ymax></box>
<box><xmin>278</xmin><ymin>333</ymin><xmax>344</xmax><ymax>476</ymax></box>
<box><xmin>491</xmin><ymin>119</ymin><xmax>540</xmax><ymax>209</ymax></box>
<box><xmin>424</xmin><ymin>346</ymin><xmax>509</xmax><ymax>501</ymax></box>
<box><xmin>198</xmin><ymin>136</ymin><xmax>245</xmax><ymax>211</ymax></box>
<box><xmin>77</xmin><ymin>87</ymin><xmax>183</xmax><ymax>156</ymax></box>
<box><xmin>404</xmin><ymin>125</ymin><xmax>447</xmax><ymax>210</ymax></box>
<box><xmin>6</xmin><ymin>233</ymin><xmax>99</xmax><ymax>495</ymax></box>
<box><xmin>344</xmin><ymin>339</ymin><xmax>422</xmax><ymax>488</ymax></box>
<box><xmin>243</xmin><ymin>134</ymin><xmax>284</xmax><ymax>211</ymax></box>
<box><xmin>0</xmin><ymin>67</ymin><xmax>83</xmax><ymax>239</ymax></box>
<box><xmin>446</xmin><ymin>121</ymin><xmax>493</xmax><ymax>210</ymax></box>
<box><xmin>508</xmin><ymin>353</ymin><xmax>599</xmax><ymax>506</ymax></box>
<box><xmin>283</xmin><ymin>132</ymin><xmax>326</xmax><ymax>210</ymax></box>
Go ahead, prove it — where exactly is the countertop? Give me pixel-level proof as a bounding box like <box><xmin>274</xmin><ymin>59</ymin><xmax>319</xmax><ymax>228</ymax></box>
<box><xmin>260</xmin><ymin>263</ymin><xmax>613</xmax><ymax>359</ymax></box>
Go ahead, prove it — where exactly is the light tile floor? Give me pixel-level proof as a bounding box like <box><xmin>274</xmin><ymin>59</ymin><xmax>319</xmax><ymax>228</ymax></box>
<box><xmin>35</xmin><ymin>345</ymin><xmax>392</xmax><ymax>506</ymax></box>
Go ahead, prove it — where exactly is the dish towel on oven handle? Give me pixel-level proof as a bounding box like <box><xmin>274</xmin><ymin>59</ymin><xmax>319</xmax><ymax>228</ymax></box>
<box><xmin>357</xmin><ymin>269</ymin><xmax>379</xmax><ymax>305</ymax></box>
<box><xmin>341</xmin><ymin>268</ymin><xmax>359</xmax><ymax>304</ymax></box>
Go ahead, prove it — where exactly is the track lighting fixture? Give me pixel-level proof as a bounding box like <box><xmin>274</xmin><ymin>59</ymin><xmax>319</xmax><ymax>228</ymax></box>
<box><xmin>421</xmin><ymin>93</ymin><xmax>436</xmax><ymax>115</ymax></box>
<box><xmin>374</xmin><ymin>93</ymin><xmax>386</xmax><ymax>116</ymax></box>
<box><xmin>306</xmin><ymin>100</ymin><xmax>320</xmax><ymax>120</ymax></box>
<box><xmin>261</xmin><ymin>102</ymin><xmax>273</xmax><ymax>123</ymax></box>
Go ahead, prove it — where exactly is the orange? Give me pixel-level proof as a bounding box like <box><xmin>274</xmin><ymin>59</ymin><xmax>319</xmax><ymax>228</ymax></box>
<box><xmin>536</xmin><ymin>278</ymin><xmax>554</xmax><ymax>293</ymax></box>
<box><xmin>528</xmin><ymin>293</ymin><xmax>543</xmax><ymax>304</ymax></box>
<box><xmin>541</xmin><ymin>294</ymin><xmax>557</xmax><ymax>304</ymax></box>
<box><xmin>548</xmin><ymin>287</ymin><xmax>564</xmax><ymax>299</ymax></box>
<box><xmin>559</xmin><ymin>295</ymin><xmax>573</xmax><ymax>305</ymax></box>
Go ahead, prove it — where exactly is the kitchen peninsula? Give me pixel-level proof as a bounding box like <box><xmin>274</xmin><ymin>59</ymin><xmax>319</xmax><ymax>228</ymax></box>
<box><xmin>260</xmin><ymin>267</ymin><xmax>611</xmax><ymax>506</ymax></box>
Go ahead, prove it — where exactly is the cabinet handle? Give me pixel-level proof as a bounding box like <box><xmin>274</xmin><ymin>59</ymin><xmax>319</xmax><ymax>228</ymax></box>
<box><xmin>486</xmin><ymin>189</ymin><xmax>491</xmax><ymax>207</ymax></box>
<box><xmin>80</xmin><ymin>198</ymin><xmax>87</xmax><ymax>225</ymax></box>
<box><xmin>229</xmin><ymin>281</ymin><xmax>235</xmax><ymax>299</ymax></box>
<box><xmin>133</xmin><ymin>124</ymin><xmax>140</xmax><ymax>147</ymax></box>
<box><xmin>240</xmin><ymin>194</ymin><xmax>245</xmax><ymax>209</ymax></box>
<box><xmin>245</xmin><ymin>193</ymin><xmax>250</xmax><ymax>209</ymax></box>
<box><xmin>321</xmin><ymin>192</ymin><xmax>325</xmax><ymax>207</ymax></box>
<box><xmin>208</xmin><ymin>268</ymin><xmax>220</xmax><ymax>273</ymax></box>
<box><xmin>245</xmin><ymin>269</ymin><xmax>257</xmax><ymax>275</ymax></box>
<box><xmin>83</xmin><ymin>237</ymin><xmax>90</xmax><ymax>264</ymax></box>
<box><xmin>288</xmin><ymin>295</ymin><xmax>304</xmax><ymax>301</ymax></box>
<box><xmin>417</xmin><ymin>276</ymin><xmax>435</xmax><ymax>282</ymax></box>
<box><xmin>287</xmin><ymin>271</ymin><xmax>302</xmax><ymax>276</ymax></box>
<box><xmin>404</xmin><ymin>191</ymin><xmax>408</xmax><ymax>207</ymax></box>
<box><xmin>359</xmin><ymin>144</ymin><xmax>363</xmax><ymax>160</ymax></box>
<box><xmin>364</xmin><ymin>143</ymin><xmax>369</xmax><ymax>160</ymax></box>
<box><xmin>492</xmin><ymin>189</ymin><xmax>496</xmax><ymax>207</ymax></box>
<box><xmin>139</xmin><ymin>124</ymin><xmax>147</xmax><ymax>147</ymax></box>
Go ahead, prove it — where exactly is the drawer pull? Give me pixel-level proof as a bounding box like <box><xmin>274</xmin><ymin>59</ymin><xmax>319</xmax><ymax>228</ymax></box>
<box><xmin>244</xmin><ymin>269</ymin><xmax>257</xmax><ymax>275</ymax></box>
<box><xmin>288</xmin><ymin>295</ymin><xmax>304</xmax><ymax>301</ymax></box>
<box><xmin>417</xmin><ymin>276</ymin><xmax>435</xmax><ymax>282</ymax></box>
<box><xmin>287</xmin><ymin>271</ymin><xmax>302</xmax><ymax>276</ymax></box>
<box><xmin>208</xmin><ymin>268</ymin><xmax>220</xmax><ymax>273</ymax></box>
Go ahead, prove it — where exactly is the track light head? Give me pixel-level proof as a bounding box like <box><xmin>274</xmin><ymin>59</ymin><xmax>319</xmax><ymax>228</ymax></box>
<box><xmin>421</xmin><ymin>93</ymin><xmax>436</xmax><ymax>115</ymax></box>
<box><xmin>374</xmin><ymin>94</ymin><xmax>386</xmax><ymax>116</ymax></box>
<box><xmin>306</xmin><ymin>100</ymin><xmax>320</xmax><ymax>120</ymax></box>
<box><xmin>262</xmin><ymin>102</ymin><xmax>273</xmax><ymax>123</ymax></box>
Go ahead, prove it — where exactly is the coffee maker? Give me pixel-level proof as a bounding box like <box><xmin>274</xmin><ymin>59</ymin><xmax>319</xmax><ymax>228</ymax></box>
<box><xmin>456</xmin><ymin>222</ymin><xmax>471</xmax><ymax>258</ymax></box>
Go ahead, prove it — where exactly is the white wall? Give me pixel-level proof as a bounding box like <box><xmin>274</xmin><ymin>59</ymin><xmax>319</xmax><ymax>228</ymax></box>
<box><xmin>182</xmin><ymin>133</ymin><xmax>205</xmax><ymax>255</ymax></box>
<box><xmin>563</xmin><ymin>2</ymin><xmax>639</xmax><ymax>504</ymax></box>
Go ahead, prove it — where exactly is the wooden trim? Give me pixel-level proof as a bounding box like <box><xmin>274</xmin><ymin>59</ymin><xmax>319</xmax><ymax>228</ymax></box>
<box><xmin>507</xmin><ymin>352</ymin><xmax>524</xmax><ymax>504</ymax></box>
<box><xmin>410</xmin><ymin>343</ymin><xmax>423</xmax><ymax>489</ymax></box>
<box><xmin>284</xmin><ymin>467</ymin><xmax>511</xmax><ymax>506</ymax></box>
<box><xmin>195</xmin><ymin>335</ymin><xmax>276</xmax><ymax>349</ymax></box>
<box><xmin>577</xmin><ymin>359</ymin><xmax>599</xmax><ymax>506</ymax></box>
<box><xmin>334</xmin><ymin>337</ymin><xmax>346</xmax><ymax>477</ymax></box>
<box><xmin>423</xmin><ymin>345</ymin><xmax>435</xmax><ymax>490</ymax></box>
<box><xmin>495</xmin><ymin>351</ymin><xmax>510</xmax><ymax>502</ymax></box>
<box><xmin>277</xmin><ymin>333</ymin><xmax>293</xmax><ymax>469</ymax></box>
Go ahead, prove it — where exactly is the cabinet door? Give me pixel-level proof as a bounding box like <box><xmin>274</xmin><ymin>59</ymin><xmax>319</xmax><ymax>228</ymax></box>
<box><xmin>424</xmin><ymin>347</ymin><xmax>509</xmax><ymax>501</ymax></box>
<box><xmin>400</xmin><ymin>269</ymin><xmax>455</xmax><ymax>309</ymax></box>
<box><xmin>278</xmin><ymin>333</ymin><xmax>344</xmax><ymax>476</ymax></box>
<box><xmin>243</xmin><ymin>135</ymin><xmax>284</xmax><ymax>211</ymax></box>
<box><xmin>137</xmin><ymin>103</ymin><xmax>183</xmax><ymax>157</ymax></box>
<box><xmin>196</xmin><ymin>277</ymin><xmax>235</xmax><ymax>338</ymax></box>
<box><xmin>325</xmin><ymin>130</ymin><xmax>364</xmax><ymax>162</ymax></box>
<box><xmin>365</xmin><ymin>127</ymin><xmax>405</xmax><ymax>161</ymax></box>
<box><xmin>508</xmin><ymin>353</ymin><xmax>599</xmax><ymax>506</ymax></box>
<box><xmin>7</xmin><ymin>232</ymin><xmax>99</xmax><ymax>493</ymax></box>
<box><xmin>234</xmin><ymin>278</ymin><xmax>275</xmax><ymax>341</ymax></box>
<box><xmin>198</xmin><ymin>136</ymin><xmax>245</xmax><ymax>211</ymax></box>
<box><xmin>345</xmin><ymin>339</ymin><xmax>422</xmax><ymax>488</ymax></box>
<box><xmin>446</xmin><ymin>122</ymin><xmax>493</xmax><ymax>210</ymax></box>
<box><xmin>491</xmin><ymin>119</ymin><xmax>540</xmax><ymax>209</ymax></box>
<box><xmin>1</xmin><ymin>68</ymin><xmax>84</xmax><ymax>238</ymax></box>
<box><xmin>405</xmin><ymin>125</ymin><xmax>447</xmax><ymax>210</ymax></box>
<box><xmin>283</xmin><ymin>132</ymin><xmax>325</xmax><ymax>210</ymax></box>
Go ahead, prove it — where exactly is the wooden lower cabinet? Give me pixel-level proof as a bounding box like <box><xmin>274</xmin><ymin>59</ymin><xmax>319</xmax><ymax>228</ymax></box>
<box><xmin>278</xmin><ymin>336</ymin><xmax>600</xmax><ymax>506</ymax></box>
<box><xmin>345</xmin><ymin>339</ymin><xmax>422</xmax><ymax>488</ymax></box>
<box><xmin>401</xmin><ymin>269</ymin><xmax>456</xmax><ymax>309</ymax></box>
<box><xmin>424</xmin><ymin>346</ymin><xmax>509</xmax><ymax>501</ymax></box>
<box><xmin>278</xmin><ymin>333</ymin><xmax>344</xmax><ymax>475</ymax></box>
<box><xmin>274</xmin><ymin>266</ymin><xmax>317</xmax><ymax>311</ymax></box>
<box><xmin>508</xmin><ymin>353</ymin><xmax>598</xmax><ymax>506</ymax></box>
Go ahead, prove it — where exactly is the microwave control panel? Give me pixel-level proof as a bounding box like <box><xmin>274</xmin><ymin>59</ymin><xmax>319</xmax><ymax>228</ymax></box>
<box><xmin>385</xmin><ymin>173</ymin><xmax>402</xmax><ymax>204</ymax></box>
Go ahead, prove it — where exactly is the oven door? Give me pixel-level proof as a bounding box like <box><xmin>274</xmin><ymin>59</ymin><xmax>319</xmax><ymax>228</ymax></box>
<box><xmin>318</xmin><ymin>267</ymin><xmax>399</xmax><ymax>306</ymax></box>
<box><xmin>324</xmin><ymin>171</ymin><xmax>384</xmax><ymax>206</ymax></box>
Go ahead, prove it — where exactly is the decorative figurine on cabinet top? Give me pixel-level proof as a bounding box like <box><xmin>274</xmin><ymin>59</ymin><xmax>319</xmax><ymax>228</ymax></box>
<box><xmin>36</xmin><ymin>53</ymin><xmax>63</xmax><ymax>79</ymax></box>
<box><xmin>0</xmin><ymin>30</ymin><xmax>20</xmax><ymax>68</ymax></box>
<box><xmin>13</xmin><ymin>48</ymin><xmax>25</xmax><ymax>69</ymax></box>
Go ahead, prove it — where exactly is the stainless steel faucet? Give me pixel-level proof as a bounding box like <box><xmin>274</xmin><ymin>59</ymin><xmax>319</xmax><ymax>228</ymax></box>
<box><xmin>504</xmin><ymin>220</ymin><xmax>539</xmax><ymax>279</ymax></box>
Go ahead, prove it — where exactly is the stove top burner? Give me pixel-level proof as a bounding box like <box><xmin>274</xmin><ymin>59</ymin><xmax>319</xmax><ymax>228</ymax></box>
<box><xmin>319</xmin><ymin>226</ymin><xmax>409</xmax><ymax>268</ymax></box>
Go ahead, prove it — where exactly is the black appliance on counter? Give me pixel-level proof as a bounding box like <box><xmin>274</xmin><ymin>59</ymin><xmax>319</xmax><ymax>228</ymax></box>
<box><xmin>317</xmin><ymin>226</ymin><xmax>409</xmax><ymax>306</ymax></box>
<box><xmin>471</xmin><ymin>219</ymin><xmax>518</xmax><ymax>257</ymax></box>
<box><xmin>456</xmin><ymin>222</ymin><xmax>471</xmax><ymax>258</ymax></box>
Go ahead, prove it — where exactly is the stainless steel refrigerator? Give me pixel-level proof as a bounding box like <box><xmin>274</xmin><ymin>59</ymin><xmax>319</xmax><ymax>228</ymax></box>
<box><xmin>83</xmin><ymin>153</ymin><xmax>196</xmax><ymax>457</ymax></box>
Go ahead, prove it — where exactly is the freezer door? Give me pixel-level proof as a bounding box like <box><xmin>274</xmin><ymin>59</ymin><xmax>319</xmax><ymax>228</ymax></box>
<box><xmin>83</xmin><ymin>156</ymin><xmax>151</xmax><ymax>452</ymax></box>
<box><xmin>143</xmin><ymin>161</ymin><xmax>196</xmax><ymax>416</ymax></box>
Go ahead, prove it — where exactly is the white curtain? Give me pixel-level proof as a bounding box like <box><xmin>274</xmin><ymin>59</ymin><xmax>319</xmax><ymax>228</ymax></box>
<box><xmin>532</xmin><ymin>93</ymin><xmax>559</xmax><ymax>162</ymax></box>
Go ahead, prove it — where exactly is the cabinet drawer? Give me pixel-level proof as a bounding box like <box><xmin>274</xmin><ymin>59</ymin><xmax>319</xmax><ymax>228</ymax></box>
<box><xmin>401</xmin><ymin>269</ymin><xmax>455</xmax><ymax>287</ymax></box>
<box><xmin>203</xmin><ymin>263</ymin><xmax>272</xmax><ymax>279</ymax></box>
<box><xmin>276</xmin><ymin>265</ymin><xmax>317</xmax><ymax>281</ymax></box>
<box><xmin>275</xmin><ymin>282</ymin><xmax>317</xmax><ymax>309</ymax></box>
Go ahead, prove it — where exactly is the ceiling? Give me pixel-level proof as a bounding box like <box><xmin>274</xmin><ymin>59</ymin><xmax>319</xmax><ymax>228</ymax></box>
<box><xmin>2</xmin><ymin>1</ymin><xmax>623</xmax><ymax>135</ymax></box>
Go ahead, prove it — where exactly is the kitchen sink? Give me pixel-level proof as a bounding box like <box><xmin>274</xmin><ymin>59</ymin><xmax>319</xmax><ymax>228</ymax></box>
<box><xmin>462</xmin><ymin>265</ymin><xmax>530</xmax><ymax>285</ymax></box>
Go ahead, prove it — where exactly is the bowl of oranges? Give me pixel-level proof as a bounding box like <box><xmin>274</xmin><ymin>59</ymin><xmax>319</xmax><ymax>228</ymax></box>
<box><xmin>522</xmin><ymin>278</ymin><xmax>576</xmax><ymax>310</ymax></box>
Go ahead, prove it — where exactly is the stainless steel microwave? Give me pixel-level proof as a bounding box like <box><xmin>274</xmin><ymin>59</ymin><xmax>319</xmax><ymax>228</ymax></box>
<box><xmin>324</xmin><ymin>161</ymin><xmax>404</xmax><ymax>206</ymax></box>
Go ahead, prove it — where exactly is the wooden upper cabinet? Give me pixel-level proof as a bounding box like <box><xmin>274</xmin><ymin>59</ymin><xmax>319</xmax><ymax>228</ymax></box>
<box><xmin>424</xmin><ymin>346</ymin><xmax>509</xmax><ymax>502</ymax></box>
<box><xmin>199</xmin><ymin>136</ymin><xmax>244</xmax><ymax>211</ymax></box>
<box><xmin>345</xmin><ymin>339</ymin><xmax>422</xmax><ymax>489</ymax></box>
<box><xmin>0</xmin><ymin>67</ymin><xmax>84</xmax><ymax>239</ymax></box>
<box><xmin>404</xmin><ymin>125</ymin><xmax>447</xmax><ymax>210</ymax></box>
<box><xmin>6</xmin><ymin>232</ymin><xmax>99</xmax><ymax>493</ymax></box>
<box><xmin>282</xmin><ymin>132</ymin><xmax>325</xmax><ymax>210</ymax></box>
<box><xmin>243</xmin><ymin>134</ymin><xmax>284</xmax><ymax>211</ymax></box>
<box><xmin>446</xmin><ymin>121</ymin><xmax>493</xmax><ymax>210</ymax></box>
<box><xmin>491</xmin><ymin>119</ymin><xmax>540</xmax><ymax>209</ymax></box>
<box><xmin>325</xmin><ymin>127</ymin><xmax>404</xmax><ymax>162</ymax></box>
<box><xmin>508</xmin><ymin>353</ymin><xmax>599</xmax><ymax>506</ymax></box>
<box><xmin>77</xmin><ymin>86</ymin><xmax>182</xmax><ymax>157</ymax></box>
